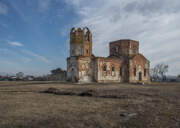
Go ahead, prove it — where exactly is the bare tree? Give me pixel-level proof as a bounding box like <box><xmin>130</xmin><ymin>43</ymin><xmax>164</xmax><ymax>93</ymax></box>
<box><xmin>50</xmin><ymin>68</ymin><xmax>66</xmax><ymax>81</ymax></box>
<box><xmin>157</xmin><ymin>64</ymin><xmax>168</xmax><ymax>81</ymax></box>
<box><xmin>151</xmin><ymin>63</ymin><xmax>169</xmax><ymax>81</ymax></box>
<box><xmin>51</xmin><ymin>68</ymin><xmax>64</xmax><ymax>75</ymax></box>
<box><xmin>150</xmin><ymin>67</ymin><xmax>159</xmax><ymax>81</ymax></box>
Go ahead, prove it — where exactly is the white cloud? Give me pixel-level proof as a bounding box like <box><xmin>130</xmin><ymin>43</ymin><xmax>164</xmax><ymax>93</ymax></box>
<box><xmin>0</xmin><ymin>2</ymin><xmax>7</xmax><ymax>15</ymax></box>
<box><xmin>65</xmin><ymin>0</ymin><xmax>180</xmax><ymax>75</ymax></box>
<box><xmin>8</xmin><ymin>41</ymin><xmax>23</xmax><ymax>47</ymax></box>
<box><xmin>22</xmin><ymin>50</ymin><xmax>51</xmax><ymax>64</ymax></box>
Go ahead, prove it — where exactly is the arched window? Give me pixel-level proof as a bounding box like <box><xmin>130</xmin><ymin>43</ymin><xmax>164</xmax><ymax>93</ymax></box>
<box><xmin>112</xmin><ymin>65</ymin><xmax>115</xmax><ymax>76</ymax></box>
<box><xmin>71</xmin><ymin>27</ymin><xmax>76</xmax><ymax>33</ymax></box>
<box><xmin>134</xmin><ymin>67</ymin><xmax>136</xmax><ymax>76</ymax></box>
<box><xmin>120</xmin><ymin>67</ymin><xmax>122</xmax><ymax>76</ymax></box>
<box><xmin>83</xmin><ymin>27</ymin><xmax>90</xmax><ymax>42</ymax></box>
<box><xmin>85</xmin><ymin>31</ymin><xmax>90</xmax><ymax>41</ymax></box>
<box><xmin>144</xmin><ymin>69</ymin><xmax>146</xmax><ymax>77</ymax></box>
<box><xmin>103</xmin><ymin>65</ymin><xmax>107</xmax><ymax>76</ymax></box>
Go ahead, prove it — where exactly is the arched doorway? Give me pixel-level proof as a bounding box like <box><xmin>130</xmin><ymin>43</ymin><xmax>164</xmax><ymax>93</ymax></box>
<box><xmin>71</xmin><ymin>68</ymin><xmax>75</xmax><ymax>83</ymax></box>
<box><xmin>139</xmin><ymin>72</ymin><xmax>142</xmax><ymax>81</ymax></box>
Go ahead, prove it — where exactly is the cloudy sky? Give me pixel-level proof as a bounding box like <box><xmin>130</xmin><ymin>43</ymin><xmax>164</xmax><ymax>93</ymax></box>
<box><xmin>0</xmin><ymin>0</ymin><xmax>180</xmax><ymax>76</ymax></box>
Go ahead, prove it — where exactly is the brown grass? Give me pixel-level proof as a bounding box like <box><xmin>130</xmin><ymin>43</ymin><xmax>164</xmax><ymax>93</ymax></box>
<box><xmin>0</xmin><ymin>81</ymin><xmax>180</xmax><ymax>128</ymax></box>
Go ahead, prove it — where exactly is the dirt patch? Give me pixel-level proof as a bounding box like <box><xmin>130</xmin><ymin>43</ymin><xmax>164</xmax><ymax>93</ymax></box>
<box><xmin>42</xmin><ymin>87</ymin><xmax>76</xmax><ymax>95</ymax></box>
<box><xmin>41</xmin><ymin>87</ymin><xmax>129</xmax><ymax>99</ymax></box>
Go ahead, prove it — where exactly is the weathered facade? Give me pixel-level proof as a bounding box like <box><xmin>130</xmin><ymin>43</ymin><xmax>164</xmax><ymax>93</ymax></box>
<box><xmin>67</xmin><ymin>27</ymin><xmax>150</xmax><ymax>83</ymax></box>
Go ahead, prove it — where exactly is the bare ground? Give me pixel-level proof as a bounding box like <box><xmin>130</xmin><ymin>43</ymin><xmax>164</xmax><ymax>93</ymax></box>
<box><xmin>0</xmin><ymin>81</ymin><xmax>180</xmax><ymax>128</ymax></box>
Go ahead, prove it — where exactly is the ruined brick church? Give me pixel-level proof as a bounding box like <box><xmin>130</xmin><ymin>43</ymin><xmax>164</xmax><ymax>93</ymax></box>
<box><xmin>67</xmin><ymin>27</ymin><xmax>150</xmax><ymax>83</ymax></box>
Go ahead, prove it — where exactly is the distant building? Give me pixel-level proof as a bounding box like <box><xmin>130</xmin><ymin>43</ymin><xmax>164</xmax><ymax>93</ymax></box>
<box><xmin>67</xmin><ymin>27</ymin><xmax>150</xmax><ymax>83</ymax></box>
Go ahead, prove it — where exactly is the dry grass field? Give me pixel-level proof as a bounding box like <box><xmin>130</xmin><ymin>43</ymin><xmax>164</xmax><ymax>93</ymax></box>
<box><xmin>0</xmin><ymin>81</ymin><xmax>180</xmax><ymax>128</ymax></box>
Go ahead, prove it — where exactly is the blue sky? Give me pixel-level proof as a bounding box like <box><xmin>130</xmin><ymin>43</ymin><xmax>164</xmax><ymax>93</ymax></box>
<box><xmin>0</xmin><ymin>0</ymin><xmax>180</xmax><ymax>76</ymax></box>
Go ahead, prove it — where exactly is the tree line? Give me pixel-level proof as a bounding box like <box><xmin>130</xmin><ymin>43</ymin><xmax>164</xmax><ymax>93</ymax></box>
<box><xmin>0</xmin><ymin>68</ymin><xmax>67</xmax><ymax>81</ymax></box>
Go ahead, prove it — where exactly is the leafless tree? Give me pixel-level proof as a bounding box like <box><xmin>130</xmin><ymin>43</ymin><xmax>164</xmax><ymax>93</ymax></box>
<box><xmin>157</xmin><ymin>64</ymin><xmax>168</xmax><ymax>80</ymax></box>
<box><xmin>150</xmin><ymin>67</ymin><xmax>159</xmax><ymax>81</ymax></box>
<box><xmin>50</xmin><ymin>68</ymin><xmax>66</xmax><ymax>81</ymax></box>
<box><xmin>151</xmin><ymin>63</ymin><xmax>169</xmax><ymax>81</ymax></box>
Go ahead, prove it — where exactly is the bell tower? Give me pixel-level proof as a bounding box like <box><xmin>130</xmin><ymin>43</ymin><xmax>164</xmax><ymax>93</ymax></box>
<box><xmin>70</xmin><ymin>27</ymin><xmax>92</xmax><ymax>57</ymax></box>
